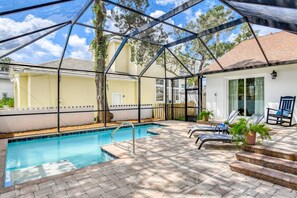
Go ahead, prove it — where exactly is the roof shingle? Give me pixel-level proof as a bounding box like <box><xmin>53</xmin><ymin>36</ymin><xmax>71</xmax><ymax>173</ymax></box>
<box><xmin>201</xmin><ymin>31</ymin><xmax>297</xmax><ymax>74</ymax></box>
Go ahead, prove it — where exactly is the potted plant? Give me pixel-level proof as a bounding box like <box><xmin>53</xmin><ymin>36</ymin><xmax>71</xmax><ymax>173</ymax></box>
<box><xmin>230</xmin><ymin>118</ymin><xmax>271</xmax><ymax>145</ymax></box>
<box><xmin>198</xmin><ymin>110</ymin><xmax>214</xmax><ymax>122</ymax></box>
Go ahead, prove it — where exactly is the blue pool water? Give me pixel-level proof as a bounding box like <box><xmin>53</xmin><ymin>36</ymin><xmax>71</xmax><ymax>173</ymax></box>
<box><xmin>6</xmin><ymin>124</ymin><xmax>159</xmax><ymax>171</ymax></box>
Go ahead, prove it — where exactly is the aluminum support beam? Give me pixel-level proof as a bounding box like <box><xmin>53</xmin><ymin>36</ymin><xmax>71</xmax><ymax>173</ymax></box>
<box><xmin>171</xmin><ymin>79</ymin><xmax>174</xmax><ymax>120</ymax></box>
<box><xmin>219</xmin><ymin>0</ymin><xmax>246</xmax><ymax>17</ymax></box>
<box><xmin>138</xmin><ymin>77</ymin><xmax>141</xmax><ymax>123</ymax></box>
<box><xmin>198</xmin><ymin>37</ymin><xmax>224</xmax><ymax>70</ymax></box>
<box><xmin>165</xmin><ymin>17</ymin><xmax>246</xmax><ymax>48</ymax></box>
<box><xmin>102</xmin><ymin>0</ymin><xmax>202</xmax><ymax>37</ymax></box>
<box><xmin>103</xmin><ymin>0</ymin><xmax>196</xmax><ymax>34</ymax></box>
<box><xmin>139</xmin><ymin>47</ymin><xmax>165</xmax><ymax>77</ymax></box>
<box><xmin>247</xmin><ymin>23</ymin><xmax>270</xmax><ymax>65</ymax></box>
<box><xmin>225</xmin><ymin>0</ymin><xmax>297</xmax><ymax>9</ymax></box>
<box><xmin>0</xmin><ymin>22</ymin><xmax>70</xmax><ymax>44</ymax></box>
<box><xmin>128</xmin><ymin>0</ymin><xmax>203</xmax><ymax>37</ymax></box>
<box><xmin>198</xmin><ymin>76</ymin><xmax>203</xmax><ymax>115</ymax></box>
<box><xmin>72</xmin><ymin>0</ymin><xmax>93</xmax><ymax>24</ymax></box>
<box><xmin>57</xmin><ymin>25</ymin><xmax>73</xmax><ymax>133</ymax></box>
<box><xmin>247</xmin><ymin>16</ymin><xmax>297</xmax><ymax>33</ymax></box>
<box><xmin>76</xmin><ymin>23</ymin><xmax>162</xmax><ymax>46</ymax></box>
<box><xmin>0</xmin><ymin>0</ymin><xmax>73</xmax><ymax>16</ymax></box>
<box><xmin>185</xmin><ymin>78</ymin><xmax>188</xmax><ymax>121</ymax></box>
<box><xmin>104</xmin><ymin>75</ymin><xmax>107</xmax><ymax>127</ymax></box>
<box><xmin>164</xmin><ymin>50</ymin><xmax>168</xmax><ymax>120</ymax></box>
<box><xmin>166</xmin><ymin>48</ymin><xmax>194</xmax><ymax>76</ymax></box>
<box><xmin>0</xmin><ymin>22</ymin><xmax>71</xmax><ymax>59</ymax></box>
<box><xmin>104</xmin><ymin>37</ymin><xmax>129</xmax><ymax>74</ymax></box>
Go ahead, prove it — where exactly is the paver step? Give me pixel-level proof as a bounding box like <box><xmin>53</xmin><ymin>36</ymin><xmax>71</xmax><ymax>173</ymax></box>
<box><xmin>236</xmin><ymin>151</ymin><xmax>297</xmax><ymax>175</ymax></box>
<box><xmin>241</xmin><ymin>145</ymin><xmax>297</xmax><ymax>161</ymax></box>
<box><xmin>230</xmin><ymin>161</ymin><xmax>297</xmax><ymax>190</ymax></box>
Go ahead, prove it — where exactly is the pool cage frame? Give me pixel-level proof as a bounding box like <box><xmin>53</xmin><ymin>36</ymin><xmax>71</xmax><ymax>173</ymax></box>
<box><xmin>1</xmin><ymin>0</ymin><xmax>297</xmax><ymax>132</ymax></box>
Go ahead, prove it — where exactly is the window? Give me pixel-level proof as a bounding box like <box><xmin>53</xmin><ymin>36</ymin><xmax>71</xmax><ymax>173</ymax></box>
<box><xmin>155</xmin><ymin>79</ymin><xmax>180</xmax><ymax>102</ymax></box>
<box><xmin>172</xmin><ymin>80</ymin><xmax>179</xmax><ymax>102</ymax></box>
<box><xmin>156</xmin><ymin>79</ymin><xmax>164</xmax><ymax>102</ymax></box>
<box><xmin>229</xmin><ymin>77</ymin><xmax>264</xmax><ymax>116</ymax></box>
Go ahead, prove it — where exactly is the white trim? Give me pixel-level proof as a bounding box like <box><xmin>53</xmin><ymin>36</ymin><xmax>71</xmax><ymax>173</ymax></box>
<box><xmin>224</xmin><ymin>73</ymin><xmax>266</xmax><ymax>80</ymax></box>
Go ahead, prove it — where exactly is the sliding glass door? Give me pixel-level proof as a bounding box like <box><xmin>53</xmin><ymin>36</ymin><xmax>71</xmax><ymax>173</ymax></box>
<box><xmin>229</xmin><ymin>77</ymin><xmax>264</xmax><ymax>116</ymax></box>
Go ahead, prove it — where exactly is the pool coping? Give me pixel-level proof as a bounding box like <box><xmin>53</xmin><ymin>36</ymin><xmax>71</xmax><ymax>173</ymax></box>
<box><xmin>7</xmin><ymin>122</ymin><xmax>164</xmax><ymax>142</ymax></box>
<box><xmin>0</xmin><ymin>139</ymin><xmax>7</xmax><ymax>189</ymax></box>
<box><xmin>101</xmin><ymin>128</ymin><xmax>161</xmax><ymax>159</ymax></box>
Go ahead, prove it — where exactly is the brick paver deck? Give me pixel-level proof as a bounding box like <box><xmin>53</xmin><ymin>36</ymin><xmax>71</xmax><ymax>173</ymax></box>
<box><xmin>0</xmin><ymin>121</ymin><xmax>297</xmax><ymax>198</ymax></box>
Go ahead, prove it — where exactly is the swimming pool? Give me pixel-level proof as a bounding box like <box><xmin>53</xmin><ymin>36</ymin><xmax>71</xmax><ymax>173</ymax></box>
<box><xmin>5</xmin><ymin>124</ymin><xmax>160</xmax><ymax>185</ymax></box>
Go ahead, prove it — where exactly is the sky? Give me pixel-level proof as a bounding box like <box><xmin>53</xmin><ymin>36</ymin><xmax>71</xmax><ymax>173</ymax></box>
<box><xmin>0</xmin><ymin>0</ymin><xmax>282</xmax><ymax>66</ymax></box>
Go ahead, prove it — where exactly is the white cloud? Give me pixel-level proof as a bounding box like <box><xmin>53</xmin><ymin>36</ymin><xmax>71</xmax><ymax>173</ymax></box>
<box><xmin>84</xmin><ymin>19</ymin><xmax>94</xmax><ymax>34</ymax></box>
<box><xmin>252</xmin><ymin>25</ymin><xmax>281</xmax><ymax>36</ymax></box>
<box><xmin>0</xmin><ymin>15</ymin><xmax>66</xmax><ymax>63</ymax></box>
<box><xmin>150</xmin><ymin>10</ymin><xmax>165</xmax><ymax>18</ymax></box>
<box><xmin>9</xmin><ymin>33</ymin><xmax>64</xmax><ymax>63</ymax></box>
<box><xmin>195</xmin><ymin>9</ymin><xmax>203</xmax><ymax>18</ymax></box>
<box><xmin>156</xmin><ymin>0</ymin><xmax>186</xmax><ymax>6</ymax></box>
<box><xmin>68</xmin><ymin>34</ymin><xmax>92</xmax><ymax>60</ymax></box>
<box><xmin>0</xmin><ymin>14</ymin><xmax>55</xmax><ymax>41</ymax></box>
<box><xmin>182</xmin><ymin>8</ymin><xmax>203</xmax><ymax>24</ymax></box>
<box><xmin>227</xmin><ymin>33</ymin><xmax>237</xmax><ymax>43</ymax></box>
<box><xmin>105</xmin><ymin>8</ymin><xmax>123</xmax><ymax>32</ymax></box>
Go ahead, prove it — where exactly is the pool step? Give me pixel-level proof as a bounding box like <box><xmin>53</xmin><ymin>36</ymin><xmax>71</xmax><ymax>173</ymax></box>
<box><xmin>241</xmin><ymin>145</ymin><xmax>297</xmax><ymax>161</ymax></box>
<box><xmin>230</xmin><ymin>161</ymin><xmax>297</xmax><ymax>190</ymax></box>
<box><xmin>236</xmin><ymin>152</ymin><xmax>297</xmax><ymax>175</ymax></box>
<box><xmin>8</xmin><ymin>160</ymin><xmax>76</xmax><ymax>186</ymax></box>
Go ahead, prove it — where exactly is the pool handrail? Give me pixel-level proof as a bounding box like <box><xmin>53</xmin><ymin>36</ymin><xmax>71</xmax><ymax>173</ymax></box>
<box><xmin>111</xmin><ymin>122</ymin><xmax>135</xmax><ymax>154</ymax></box>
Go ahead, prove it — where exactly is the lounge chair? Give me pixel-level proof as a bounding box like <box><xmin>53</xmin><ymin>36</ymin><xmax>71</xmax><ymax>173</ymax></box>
<box><xmin>196</xmin><ymin>114</ymin><xmax>264</xmax><ymax>149</ymax></box>
<box><xmin>188</xmin><ymin>110</ymin><xmax>239</xmax><ymax>138</ymax></box>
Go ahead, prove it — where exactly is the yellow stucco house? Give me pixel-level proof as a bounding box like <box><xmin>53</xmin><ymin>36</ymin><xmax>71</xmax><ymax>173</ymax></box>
<box><xmin>11</xmin><ymin>39</ymin><xmax>182</xmax><ymax>109</ymax></box>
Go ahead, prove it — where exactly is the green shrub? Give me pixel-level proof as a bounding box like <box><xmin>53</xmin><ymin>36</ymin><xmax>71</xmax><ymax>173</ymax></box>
<box><xmin>197</xmin><ymin>110</ymin><xmax>214</xmax><ymax>121</ymax></box>
<box><xmin>0</xmin><ymin>97</ymin><xmax>14</xmax><ymax>108</ymax></box>
<box><xmin>176</xmin><ymin>117</ymin><xmax>185</xmax><ymax>121</ymax></box>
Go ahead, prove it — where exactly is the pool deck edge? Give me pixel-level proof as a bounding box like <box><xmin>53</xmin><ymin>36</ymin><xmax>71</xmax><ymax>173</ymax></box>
<box><xmin>101</xmin><ymin>144</ymin><xmax>131</xmax><ymax>159</ymax></box>
<box><xmin>0</xmin><ymin>139</ymin><xmax>7</xmax><ymax>189</ymax></box>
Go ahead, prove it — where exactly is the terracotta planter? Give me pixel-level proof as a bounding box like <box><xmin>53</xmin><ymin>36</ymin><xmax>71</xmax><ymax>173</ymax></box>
<box><xmin>204</xmin><ymin>115</ymin><xmax>209</xmax><ymax>122</ymax></box>
<box><xmin>245</xmin><ymin>132</ymin><xmax>256</xmax><ymax>145</ymax></box>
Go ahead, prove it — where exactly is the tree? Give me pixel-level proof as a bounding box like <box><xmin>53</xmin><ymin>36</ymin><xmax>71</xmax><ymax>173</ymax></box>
<box><xmin>91</xmin><ymin>0</ymin><xmax>167</xmax><ymax>123</ymax></box>
<box><xmin>0</xmin><ymin>57</ymin><xmax>13</xmax><ymax>72</ymax></box>
<box><xmin>172</xmin><ymin>5</ymin><xmax>256</xmax><ymax>74</ymax></box>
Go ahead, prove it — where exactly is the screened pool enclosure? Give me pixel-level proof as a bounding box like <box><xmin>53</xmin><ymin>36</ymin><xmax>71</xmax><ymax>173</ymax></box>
<box><xmin>1</xmin><ymin>0</ymin><xmax>297</xmax><ymax>133</ymax></box>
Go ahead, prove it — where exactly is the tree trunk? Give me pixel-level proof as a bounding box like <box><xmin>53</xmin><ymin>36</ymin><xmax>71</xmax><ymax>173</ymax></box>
<box><xmin>93</xmin><ymin>0</ymin><xmax>111</xmax><ymax>123</ymax></box>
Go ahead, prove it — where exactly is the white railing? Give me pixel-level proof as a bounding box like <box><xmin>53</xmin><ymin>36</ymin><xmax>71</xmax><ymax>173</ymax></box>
<box><xmin>111</xmin><ymin>122</ymin><xmax>135</xmax><ymax>154</ymax></box>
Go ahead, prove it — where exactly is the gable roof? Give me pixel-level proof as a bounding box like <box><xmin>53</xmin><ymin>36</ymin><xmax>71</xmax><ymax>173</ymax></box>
<box><xmin>13</xmin><ymin>58</ymin><xmax>136</xmax><ymax>80</ymax></box>
<box><xmin>40</xmin><ymin>58</ymin><xmax>93</xmax><ymax>71</ymax></box>
<box><xmin>201</xmin><ymin>31</ymin><xmax>297</xmax><ymax>74</ymax></box>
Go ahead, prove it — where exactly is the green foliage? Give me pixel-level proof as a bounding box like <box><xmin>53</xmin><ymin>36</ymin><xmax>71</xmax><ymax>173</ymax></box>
<box><xmin>198</xmin><ymin>110</ymin><xmax>214</xmax><ymax>121</ymax></box>
<box><xmin>176</xmin><ymin>117</ymin><xmax>185</xmax><ymax>121</ymax></box>
<box><xmin>230</xmin><ymin>118</ymin><xmax>271</xmax><ymax>145</ymax></box>
<box><xmin>0</xmin><ymin>57</ymin><xmax>13</xmax><ymax>72</ymax></box>
<box><xmin>172</xmin><ymin>5</ymin><xmax>256</xmax><ymax>73</ymax></box>
<box><xmin>0</xmin><ymin>97</ymin><xmax>14</xmax><ymax>108</ymax></box>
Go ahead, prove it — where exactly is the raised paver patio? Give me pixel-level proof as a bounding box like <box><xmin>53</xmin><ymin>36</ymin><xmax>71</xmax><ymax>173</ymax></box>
<box><xmin>0</xmin><ymin>121</ymin><xmax>297</xmax><ymax>198</ymax></box>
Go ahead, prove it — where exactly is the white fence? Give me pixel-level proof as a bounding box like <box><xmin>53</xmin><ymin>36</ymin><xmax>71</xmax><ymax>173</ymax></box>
<box><xmin>0</xmin><ymin>104</ymin><xmax>153</xmax><ymax>133</ymax></box>
<box><xmin>110</xmin><ymin>104</ymin><xmax>152</xmax><ymax>121</ymax></box>
<box><xmin>0</xmin><ymin>106</ymin><xmax>94</xmax><ymax>133</ymax></box>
